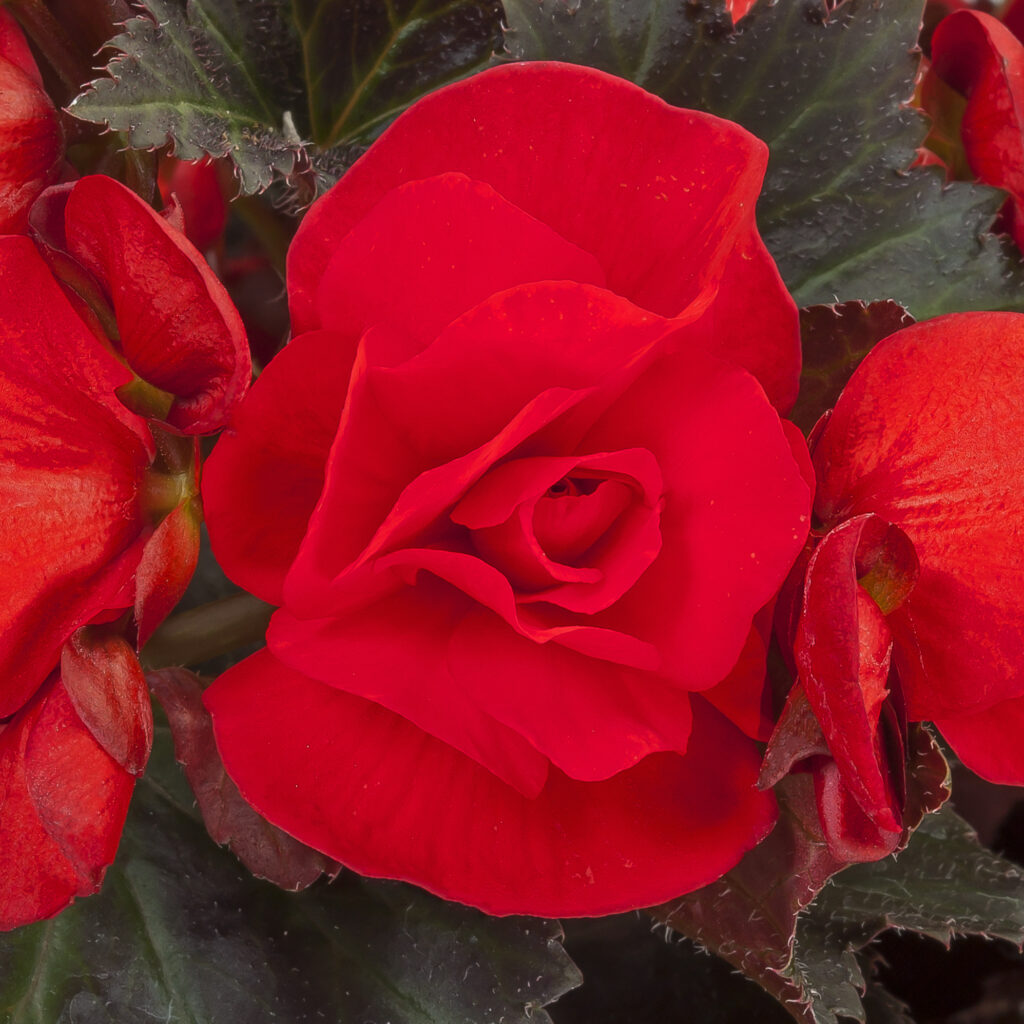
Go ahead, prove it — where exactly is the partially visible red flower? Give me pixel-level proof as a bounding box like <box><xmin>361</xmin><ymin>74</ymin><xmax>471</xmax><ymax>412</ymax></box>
<box><xmin>202</xmin><ymin>62</ymin><xmax>811</xmax><ymax>917</ymax></box>
<box><xmin>158</xmin><ymin>156</ymin><xmax>229</xmax><ymax>254</ymax></box>
<box><xmin>0</xmin><ymin>176</ymin><xmax>250</xmax><ymax>929</ymax></box>
<box><xmin>0</xmin><ymin>9</ymin><xmax>62</xmax><ymax>233</ymax></box>
<box><xmin>918</xmin><ymin>10</ymin><xmax>1024</xmax><ymax>249</ymax></box>
<box><xmin>767</xmin><ymin>312</ymin><xmax>1024</xmax><ymax>863</ymax></box>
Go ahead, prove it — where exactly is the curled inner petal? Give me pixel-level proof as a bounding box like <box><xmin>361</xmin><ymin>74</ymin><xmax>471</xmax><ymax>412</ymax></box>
<box><xmin>451</xmin><ymin>449</ymin><xmax>663</xmax><ymax>613</ymax></box>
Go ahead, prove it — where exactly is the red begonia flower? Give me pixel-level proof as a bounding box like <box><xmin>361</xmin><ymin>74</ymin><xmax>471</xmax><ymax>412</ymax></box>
<box><xmin>28</xmin><ymin>175</ymin><xmax>251</xmax><ymax>434</ymax></box>
<box><xmin>811</xmin><ymin>311</ymin><xmax>1024</xmax><ymax>784</ymax></box>
<box><xmin>203</xmin><ymin>63</ymin><xmax>811</xmax><ymax>916</ymax></box>
<box><xmin>921</xmin><ymin>10</ymin><xmax>1024</xmax><ymax>250</ymax></box>
<box><xmin>0</xmin><ymin>9</ymin><xmax>62</xmax><ymax>233</ymax></box>
<box><xmin>0</xmin><ymin>174</ymin><xmax>249</xmax><ymax>925</ymax></box>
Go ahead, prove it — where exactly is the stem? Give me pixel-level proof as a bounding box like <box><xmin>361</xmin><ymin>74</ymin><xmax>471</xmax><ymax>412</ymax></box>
<box><xmin>141</xmin><ymin>593</ymin><xmax>274</xmax><ymax>670</ymax></box>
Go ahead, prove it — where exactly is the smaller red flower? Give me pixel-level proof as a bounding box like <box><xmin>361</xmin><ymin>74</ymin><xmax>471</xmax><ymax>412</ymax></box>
<box><xmin>768</xmin><ymin>312</ymin><xmax>1024</xmax><ymax>864</ymax></box>
<box><xmin>0</xmin><ymin>9</ymin><xmax>62</xmax><ymax>233</ymax></box>
<box><xmin>0</xmin><ymin>176</ymin><xmax>250</xmax><ymax>928</ymax></box>
<box><xmin>919</xmin><ymin>10</ymin><xmax>1024</xmax><ymax>250</ymax></box>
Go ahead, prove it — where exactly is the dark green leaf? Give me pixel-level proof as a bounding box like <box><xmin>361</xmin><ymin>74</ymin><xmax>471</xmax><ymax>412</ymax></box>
<box><xmin>792</xmin><ymin>301</ymin><xmax>914</xmax><ymax>434</ymax></box>
<box><xmin>292</xmin><ymin>0</ymin><xmax>505</xmax><ymax>148</ymax></box>
<box><xmin>69</xmin><ymin>0</ymin><xmax>308</xmax><ymax>193</ymax></box>
<box><xmin>557</xmin><ymin>915</ymin><xmax>791</xmax><ymax>1023</ymax></box>
<box><xmin>502</xmin><ymin>0</ymin><xmax>1024</xmax><ymax>319</ymax></box>
<box><xmin>0</xmin><ymin>727</ymin><xmax>581</xmax><ymax>1023</ymax></box>
<box><xmin>809</xmin><ymin>804</ymin><xmax>1024</xmax><ymax>949</ymax></box>
<box><xmin>778</xmin><ymin>803</ymin><xmax>1024</xmax><ymax>1024</ymax></box>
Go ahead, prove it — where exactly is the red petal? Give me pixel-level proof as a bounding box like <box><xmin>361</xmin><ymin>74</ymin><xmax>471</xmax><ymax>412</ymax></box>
<box><xmin>702</xmin><ymin>627</ymin><xmax>774</xmax><ymax>742</ymax></box>
<box><xmin>64</xmin><ymin>175</ymin><xmax>250</xmax><ymax>433</ymax></box>
<box><xmin>284</xmin><ymin>283</ymin><xmax>682</xmax><ymax>615</ymax></box>
<box><xmin>0</xmin><ymin>676</ymin><xmax>134</xmax><ymax>930</ymax></box>
<box><xmin>60</xmin><ymin>630</ymin><xmax>153</xmax><ymax>775</ymax></box>
<box><xmin>272</xmin><ymin>582</ymin><xmax>690</xmax><ymax>784</ymax></box>
<box><xmin>134</xmin><ymin>496</ymin><xmax>201</xmax><ymax>648</ymax></box>
<box><xmin>0</xmin><ymin>37</ymin><xmax>62</xmax><ymax>233</ymax></box>
<box><xmin>205</xmin><ymin>650</ymin><xmax>776</xmax><ymax>917</ymax></box>
<box><xmin>453</xmin><ymin>449</ymin><xmax>664</xmax><ymax>612</ymax></box>
<box><xmin>813</xmin><ymin>759</ymin><xmax>902</xmax><ymax>863</ymax></box>
<box><xmin>157</xmin><ymin>157</ymin><xmax>228</xmax><ymax>253</ymax></box>
<box><xmin>268</xmin><ymin>588</ymin><xmax>552</xmax><ymax>798</ymax></box>
<box><xmin>289</xmin><ymin>62</ymin><xmax>770</xmax><ymax>331</ymax></box>
<box><xmin>313</xmin><ymin>172</ymin><xmax>605</xmax><ymax>366</ymax></box>
<box><xmin>579</xmin><ymin>343</ymin><xmax>812</xmax><ymax>690</ymax></box>
<box><xmin>934</xmin><ymin>693</ymin><xmax>1024</xmax><ymax>784</ymax></box>
<box><xmin>446</xmin><ymin>608</ymin><xmax>694</xmax><ymax>781</ymax></box>
<box><xmin>0</xmin><ymin>236</ymin><xmax>151</xmax><ymax>716</ymax></box>
<box><xmin>930</xmin><ymin>11</ymin><xmax>1024</xmax><ymax>248</ymax></box>
<box><xmin>0</xmin><ymin>9</ymin><xmax>44</xmax><ymax>83</ymax></box>
<box><xmin>795</xmin><ymin>516</ymin><xmax>901</xmax><ymax>832</ymax></box>
<box><xmin>814</xmin><ymin>311</ymin><xmax>1024</xmax><ymax>720</ymax></box>
<box><xmin>684</xmin><ymin>228</ymin><xmax>801</xmax><ymax>412</ymax></box>
<box><xmin>202</xmin><ymin>329</ymin><xmax>352</xmax><ymax>604</ymax></box>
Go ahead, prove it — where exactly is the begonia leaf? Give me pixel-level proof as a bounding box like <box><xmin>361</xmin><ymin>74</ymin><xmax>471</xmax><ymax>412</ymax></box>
<box><xmin>780</xmin><ymin>803</ymin><xmax>1024</xmax><ymax>1022</ymax></box>
<box><xmin>792</xmin><ymin>301</ymin><xmax>914</xmax><ymax>434</ymax></box>
<box><xmin>292</xmin><ymin>0</ymin><xmax>504</xmax><ymax>148</ymax></box>
<box><xmin>655</xmin><ymin>725</ymin><xmax>949</xmax><ymax>1023</ymax></box>
<box><xmin>0</xmin><ymin>725</ymin><xmax>581</xmax><ymax>1023</ymax></box>
<box><xmin>503</xmin><ymin>0</ymin><xmax>1024</xmax><ymax>319</ymax></box>
<box><xmin>69</xmin><ymin>0</ymin><xmax>307</xmax><ymax>194</ymax></box>
<box><xmin>69</xmin><ymin>0</ymin><xmax>506</xmax><ymax>193</ymax></box>
<box><xmin>147</xmin><ymin>667</ymin><xmax>339</xmax><ymax>889</ymax></box>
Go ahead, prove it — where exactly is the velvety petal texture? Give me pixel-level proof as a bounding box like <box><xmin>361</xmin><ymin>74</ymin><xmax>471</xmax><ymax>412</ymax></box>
<box><xmin>0</xmin><ymin>237</ymin><xmax>152</xmax><ymax>714</ymax></box>
<box><xmin>0</xmin><ymin>672</ymin><xmax>137</xmax><ymax>930</ymax></box>
<box><xmin>0</xmin><ymin>9</ymin><xmax>62</xmax><ymax>234</ymax></box>
<box><xmin>206</xmin><ymin>651</ymin><xmax>776</xmax><ymax>917</ymax></box>
<box><xmin>62</xmin><ymin>176</ymin><xmax>251</xmax><ymax>434</ymax></box>
<box><xmin>203</xmin><ymin>61</ymin><xmax>809</xmax><ymax>915</ymax></box>
<box><xmin>812</xmin><ymin>311</ymin><xmax>1024</xmax><ymax>782</ymax></box>
<box><xmin>288</xmin><ymin>61</ymin><xmax>800</xmax><ymax>410</ymax></box>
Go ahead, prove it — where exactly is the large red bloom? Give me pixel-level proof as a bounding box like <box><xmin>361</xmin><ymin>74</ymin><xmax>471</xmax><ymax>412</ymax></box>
<box><xmin>0</xmin><ymin>175</ymin><xmax>249</xmax><ymax>928</ymax></box>
<box><xmin>202</xmin><ymin>62</ymin><xmax>811</xmax><ymax>916</ymax></box>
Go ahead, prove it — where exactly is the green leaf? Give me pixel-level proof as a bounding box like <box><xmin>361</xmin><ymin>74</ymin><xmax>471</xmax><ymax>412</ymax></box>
<box><xmin>777</xmin><ymin>803</ymin><xmax>1024</xmax><ymax>1024</ymax></box>
<box><xmin>69</xmin><ymin>0</ymin><xmax>505</xmax><ymax>193</ymax></box>
<box><xmin>0</xmin><ymin>726</ymin><xmax>581</xmax><ymax>1023</ymax></box>
<box><xmin>808</xmin><ymin>804</ymin><xmax>1024</xmax><ymax>948</ymax></box>
<box><xmin>502</xmin><ymin>0</ymin><xmax>1024</xmax><ymax>319</ymax></box>
<box><xmin>69</xmin><ymin>0</ymin><xmax>307</xmax><ymax>193</ymax></box>
<box><xmin>292</xmin><ymin>0</ymin><xmax>505</xmax><ymax>148</ymax></box>
<box><xmin>561</xmin><ymin>915</ymin><xmax>792</xmax><ymax>1022</ymax></box>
